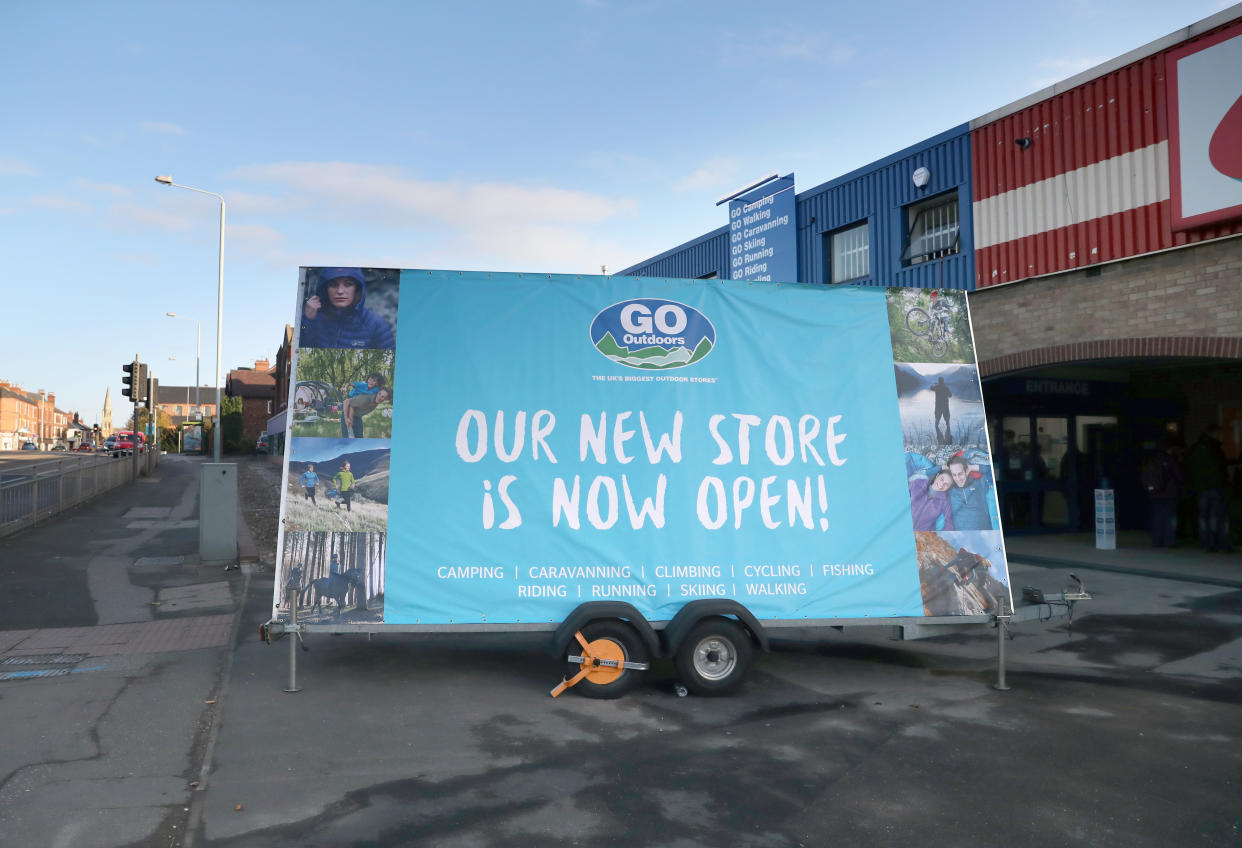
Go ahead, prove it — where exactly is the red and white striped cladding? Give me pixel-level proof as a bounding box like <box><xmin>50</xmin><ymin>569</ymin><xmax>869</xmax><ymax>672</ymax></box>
<box><xmin>972</xmin><ymin>51</ymin><xmax>1242</xmax><ymax>288</ymax></box>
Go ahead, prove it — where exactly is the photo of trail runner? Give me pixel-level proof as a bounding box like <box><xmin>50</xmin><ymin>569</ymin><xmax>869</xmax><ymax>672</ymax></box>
<box><xmin>291</xmin><ymin>348</ymin><xmax>395</xmax><ymax>439</ymax></box>
<box><xmin>284</xmin><ymin>437</ymin><xmax>390</xmax><ymax>532</ymax></box>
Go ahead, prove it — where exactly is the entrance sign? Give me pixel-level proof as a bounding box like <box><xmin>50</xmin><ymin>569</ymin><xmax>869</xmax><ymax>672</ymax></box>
<box><xmin>1094</xmin><ymin>488</ymin><xmax>1116</xmax><ymax>550</ymax></box>
<box><xmin>274</xmin><ymin>270</ymin><xmax>1011</xmax><ymax>628</ymax></box>
<box><xmin>727</xmin><ymin>174</ymin><xmax>797</xmax><ymax>282</ymax></box>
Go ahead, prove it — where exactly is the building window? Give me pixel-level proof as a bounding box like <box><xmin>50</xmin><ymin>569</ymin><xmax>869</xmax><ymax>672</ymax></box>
<box><xmin>902</xmin><ymin>192</ymin><xmax>960</xmax><ymax>265</ymax></box>
<box><xmin>826</xmin><ymin>221</ymin><xmax>870</xmax><ymax>283</ymax></box>
<box><xmin>175</xmin><ymin>406</ymin><xmax>182</xmax><ymax>415</ymax></box>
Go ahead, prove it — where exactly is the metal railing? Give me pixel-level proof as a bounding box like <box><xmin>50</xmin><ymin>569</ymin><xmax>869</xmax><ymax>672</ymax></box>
<box><xmin>0</xmin><ymin>450</ymin><xmax>161</xmax><ymax>538</ymax></box>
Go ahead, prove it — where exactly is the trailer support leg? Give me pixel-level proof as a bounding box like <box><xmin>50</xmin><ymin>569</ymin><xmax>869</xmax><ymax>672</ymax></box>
<box><xmin>284</xmin><ymin>586</ymin><xmax>302</xmax><ymax>694</ymax></box>
<box><xmin>992</xmin><ymin>614</ymin><xmax>1011</xmax><ymax>692</ymax></box>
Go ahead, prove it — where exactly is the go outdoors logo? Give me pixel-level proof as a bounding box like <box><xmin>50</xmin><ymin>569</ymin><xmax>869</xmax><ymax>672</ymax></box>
<box><xmin>589</xmin><ymin>299</ymin><xmax>715</xmax><ymax>370</ymax></box>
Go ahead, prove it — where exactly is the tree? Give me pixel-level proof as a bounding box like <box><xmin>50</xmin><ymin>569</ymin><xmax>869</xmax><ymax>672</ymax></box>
<box><xmin>127</xmin><ymin>408</ymin><xmax>174</xmax><ymax>431</ymax></box>
<box><xmin>221</xmin><ymin>395</ymin><xmax>244</xmax><ymax>450</ymax></box>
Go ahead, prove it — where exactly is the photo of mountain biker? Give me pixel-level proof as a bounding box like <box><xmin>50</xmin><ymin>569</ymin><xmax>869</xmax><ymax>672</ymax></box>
<box><xmin>929</xmin><ymin>290</ymin><xmax>951</xmax><ymax>333</ymax></box>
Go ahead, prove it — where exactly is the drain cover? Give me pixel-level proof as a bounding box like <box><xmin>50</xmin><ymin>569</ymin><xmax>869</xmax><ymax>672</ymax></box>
<box><xmin>0</xmin><ymin>669</ymin><xmax>72</xmax><ymax>680</ymax></box>
<box><xmin>1</xmin><ymin>654</ymin><xmax>87</xmax><ymax>666</ymax></box>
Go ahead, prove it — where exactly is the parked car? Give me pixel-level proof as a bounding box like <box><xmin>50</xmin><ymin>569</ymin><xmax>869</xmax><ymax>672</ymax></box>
<box><xmin>112</xmin><ymin>431</ymin><xmax>145</xmax><ymax>455</ymax></box>
<box><xmin>73</xmin><ymin>443</ymin><xmax>93</xmax><ymax>452</ymax></box>
<box><xmin>21</xmin><ymin>441</ymin><xmax>38</xmax><ymax>450</ymax></box>
<box><xmin>255</xmin><ymin>434</ymin><xmax>269</xmax><ymax>454</ymax></box>
<box><xmin>51</xmin><ymin>444</ymin><xmax>68</xmax><ymax>451</ymax></box>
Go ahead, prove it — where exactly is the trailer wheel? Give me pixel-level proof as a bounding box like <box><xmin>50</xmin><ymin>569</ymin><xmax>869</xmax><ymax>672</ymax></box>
<box><xmin>563</xmin><ymin>620</ymin><xmax>648</xmax><ymax>699</ymax></box>
<box><xmin>674</xmin><ymin>617</ymin><xmax>754</xmax><ymax>696</ymax></box>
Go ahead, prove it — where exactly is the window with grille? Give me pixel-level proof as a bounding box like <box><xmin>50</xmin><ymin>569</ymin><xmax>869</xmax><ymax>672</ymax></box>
<box><xmin>826</xmin><ymin>221</ymin><xmax>870</xmax><ymax>284</ymax></box>
<box><xmin>902</xmin><ymin>192</ymin><xmax>960</xmax><ymax>264</ymax></box>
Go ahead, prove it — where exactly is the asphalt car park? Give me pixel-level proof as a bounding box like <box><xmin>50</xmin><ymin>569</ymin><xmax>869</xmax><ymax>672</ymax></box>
<box><xmin>2</xmin><ymin>457</ymin><xmax>1238</xmax><ymax>847</ymax></box>
<box><xmin>192</xmin><ymin>561</ymin><xmax>1242</xmax><ymax>847</ymax></box>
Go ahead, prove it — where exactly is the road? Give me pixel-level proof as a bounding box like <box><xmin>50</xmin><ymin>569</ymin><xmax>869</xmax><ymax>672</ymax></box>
<box><xmin>0</xmin><ymin>455</ymin><xmax>1239</xmax><ymax>846</ymax></box>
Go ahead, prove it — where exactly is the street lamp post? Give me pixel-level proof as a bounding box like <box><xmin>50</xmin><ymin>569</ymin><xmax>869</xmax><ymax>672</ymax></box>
<box><xmin>165</xmin><ymin>312</ymin><xmax>201</xmax><ymax>414</ymax></box>
<box><xmin>155</xmin><ymin>176</ymin><xmax>224</xmax><ymax>463</ymax></box>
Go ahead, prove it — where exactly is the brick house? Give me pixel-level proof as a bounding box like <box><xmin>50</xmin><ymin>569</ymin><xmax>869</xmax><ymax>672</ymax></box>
<box><xmin>225</xmin><ymin>359</ymin><xmax>277</xmax><ymax>443</ymax></box>
<box><xmin>264</xmin><ymin>325</ymin><xmax>294</xmax><ymax>459</ymax></box>
<box><xmin>0</xmin><ymin>383</ymin><xmax>77</xmax><ymax>450</ymax></box>
<box><xmin>154</xmin><ymin>384</ymin><xmax>217</xmax><ymax>427</ymax></box>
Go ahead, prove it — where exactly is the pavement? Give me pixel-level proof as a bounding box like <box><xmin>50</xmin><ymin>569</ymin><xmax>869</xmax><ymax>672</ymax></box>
<box><xmin>1004</xmin><ymin>529</ymin><xmax>1242</xmax><ymax>588</ymax></box>
<box><xmin>0</xmin><ymin>454</ymin><xmax>250</xmax><ymax>848</ymax></box>
<box><xmin>0</xmin><ymin>455</ymin><xmax>1239</xmax><ymax>846</ymax></box>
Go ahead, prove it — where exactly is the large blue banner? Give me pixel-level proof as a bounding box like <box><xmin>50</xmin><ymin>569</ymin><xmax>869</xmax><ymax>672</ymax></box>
<box><xmin>275</xmin><ymin>270</ymin><xmax>1011</xmax><ymax>627</ymax></box>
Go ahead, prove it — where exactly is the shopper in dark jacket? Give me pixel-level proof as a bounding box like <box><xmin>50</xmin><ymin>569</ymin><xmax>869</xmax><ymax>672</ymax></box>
<box><xmin>1142</xmin><ymin>441</ymin><xmax>1184</xmax><ymax>547</ymax></box>
<box><xmin>1185</xmin><ymin>426</ymin><xmax>1231</xmax><ymax>552</ymax></box>
<box><xmin>300</xmin><ymin>267</ymin><xmax>395</xmax><ymax>350</ymax></box>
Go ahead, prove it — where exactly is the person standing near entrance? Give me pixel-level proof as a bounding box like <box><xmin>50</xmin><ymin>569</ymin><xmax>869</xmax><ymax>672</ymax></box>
<box><xmin>1185</xmin><ymin>426</ymin><xmax>1231</xmax><ymax>552</ymax></box>
<box><xmin>1142</xmin><ymin>439</ymin><xmax>1183</xmax><ymax>547</ymax></box>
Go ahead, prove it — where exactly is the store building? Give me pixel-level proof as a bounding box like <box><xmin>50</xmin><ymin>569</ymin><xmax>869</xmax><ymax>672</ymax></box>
<box><xmin>621</xmin><ymin>7</ymin><xmax>1242</xmax><ymax>535</ymax></box>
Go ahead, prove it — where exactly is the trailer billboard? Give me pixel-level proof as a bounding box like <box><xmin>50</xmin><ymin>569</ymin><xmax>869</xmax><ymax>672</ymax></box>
<box><xmin>274</xmin><ymin>269</ymin><xmax>1009</xmax><ymax>627</ymax></box>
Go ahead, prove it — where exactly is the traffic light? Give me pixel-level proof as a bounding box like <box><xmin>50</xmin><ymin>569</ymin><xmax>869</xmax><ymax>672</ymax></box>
<box><xmin>122</xmin><ymin>362</ymin><xmax>148</xmax><ymax>403</ymax></box>
<box><xmin>145</xmin><ymin>377</ymin><xmax>159</xmax><ymax>412</ymax></box>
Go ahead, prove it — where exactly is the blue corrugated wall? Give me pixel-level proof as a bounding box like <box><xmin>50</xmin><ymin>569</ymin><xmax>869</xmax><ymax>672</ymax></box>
<box><xmin>621</xmin><ymin>124</ymin><xmax>974</xmax><ymax>291</ymax></box>
<box><xmin>619</xmin><ymin>225</ymin><xmax>730</xmax><ymax>280</ymax></box>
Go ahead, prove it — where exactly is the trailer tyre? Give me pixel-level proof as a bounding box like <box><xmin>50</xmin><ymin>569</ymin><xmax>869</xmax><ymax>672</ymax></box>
<box><xmin>564</xmin><ymin>620</ymin><xmax>648</xmax><ymax>699</ymax></box>
<box><xmin>674</xmin><ymin>617</ymin><xmax>754</xmax><ymax>696</ymax></box>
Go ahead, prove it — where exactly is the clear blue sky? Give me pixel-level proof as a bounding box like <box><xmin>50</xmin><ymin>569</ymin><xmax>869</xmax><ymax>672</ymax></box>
<box><xmin>2</xmin><ymin>0</ymin><xmax>1234</xmax><ymax>423</ymax></box>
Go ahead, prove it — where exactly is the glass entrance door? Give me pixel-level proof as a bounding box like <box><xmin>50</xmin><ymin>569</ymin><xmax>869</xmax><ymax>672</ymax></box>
<box><xmin>993</xmin><ymin>414</ymin><xmax>1095</xmax><ymax>533</ymax></box>
<box><xmin>1035</xmin><ymin>417</ymin><xmax>1070</xmax><ymax>529</ymax></box>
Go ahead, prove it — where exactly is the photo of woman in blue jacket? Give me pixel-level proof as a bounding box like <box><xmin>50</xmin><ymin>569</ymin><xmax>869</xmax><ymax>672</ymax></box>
<box><xmin>300</xmin><ymin>267</ymin><xmax>396</xmax><ymax>350</ymax></box>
